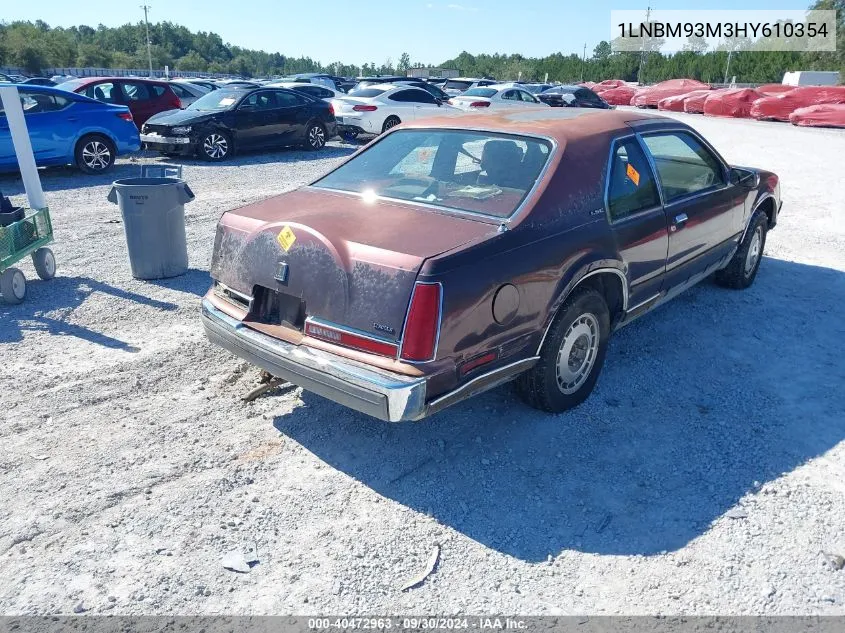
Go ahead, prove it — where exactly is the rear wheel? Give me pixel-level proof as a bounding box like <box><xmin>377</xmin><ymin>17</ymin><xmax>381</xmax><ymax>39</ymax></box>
<box><xmin>0</xmin><ymin>267</ymin><xmax>27</xmax><ymax>304</ymax></box>
<box><xmin>200</xmin><ymin>131</ymin><xmax>231</xmax><ymax>161</ymax></box>
<box><xmin>304</xmin><ymin>122</ymin><xmax>327</xmax><ymax>150</ymax></box>
<box><xmin>382</xmin><ymin>116</ymin><xmax>401</xmax><ymax>133</ymax></box>
<box><xmin>516</xmin><ymin>287</ymin><xmax>611</xmax><ymax>413</ymax></box>
<box><xmin>75</xmin><ymin>135</ymin><xmax>116</xmax><ymax>174</ymax></box>
<box><xmin>32</xmin><ymin>247</ymin><xmax>56</xmax><ymax>280</ymax></box>
<box><xmin>715</xmin><ymin>210</ymin><xmax>768</xmax><ymax>289</ymax></box>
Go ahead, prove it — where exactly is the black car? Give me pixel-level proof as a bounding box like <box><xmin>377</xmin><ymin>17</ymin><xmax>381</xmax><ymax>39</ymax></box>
<box><xmin>395</xmin><ymin>79</ymin><xmax>450</xmax><ymax>102</ymax></box>
<box><xmin>21</xmin><ymin>77</ymin><xmax>57</xmax><ymax>86</ymax></box>
<box><xmin>537</xmin><ymin>85</ymin><xmax>612</xmax><ymax>109</ymax></box>
<box><xmin>139</xmin><ymin>87</ymin><xmax>337</xmax><ymax>161</ymax></box>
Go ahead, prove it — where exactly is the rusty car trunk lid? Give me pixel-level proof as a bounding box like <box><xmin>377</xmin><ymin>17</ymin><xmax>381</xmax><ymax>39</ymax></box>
<box><xmin>210</xmin><ymin>187</ymin><xmax>497</xmax><ymax>340</ymax></box>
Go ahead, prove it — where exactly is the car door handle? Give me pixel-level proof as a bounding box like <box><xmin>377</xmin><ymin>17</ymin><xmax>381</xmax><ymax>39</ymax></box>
<box><xmin>671</xmin><ymin>213</ymin><xmax>689</xmax><ymax>232</ymax></box>
<box><xmin>66</xmin><ymin>117</ymin><xmax>79</xmax><ymax>122</ymax></box>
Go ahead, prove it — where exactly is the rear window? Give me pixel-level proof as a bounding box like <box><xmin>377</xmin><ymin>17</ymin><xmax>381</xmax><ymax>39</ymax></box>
<box><xmin>444</xmin><ymin>80</ymin><xmax>473</xmax><ymax>91</ymax></box>
<box><xmin>347</xmin><ymin>88</ymin><xmax>386</xmax><ymax>98</ymax></box>
<box><xmin>313</xmin><ymin>129</ymin><xmax>552</xmax><ymax>219</ymax></box>
<box><xmin>462</xmin><ymin>88</ymin><xmax>496</xmax><ymax>98</ymax></box>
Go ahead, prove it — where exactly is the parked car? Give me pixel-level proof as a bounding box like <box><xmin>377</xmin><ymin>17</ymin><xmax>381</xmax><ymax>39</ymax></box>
<box><xmin>449</xmin><ymin>84</ymin><xmax>546</xmax><ymax>110</ymax></box>
<box><xmin>269</xmin><ymin>81</ymin><xmax>341</xmax><ymax>102</ymax></box>
<box><xmin>0</xmin><ymin>84</ymin><xmax>140</xmax><ymax>174</ymax></box>
<box><xmin>56</xmin><ymin>77</ymin><xmax>182</xmax><ymax>127</ymax></box>
<box><xmin>140</xmin><ymin>86</ymin><xmax>337</xmax><ymax>160</ymax></box>
<box><xmin>522</xmin><ymin>83</ymin><xmax>553</xmax><ymax>94</ymax></box>
<box><xmin>215</xmin><ymin>80</ymin><xmax>260</xmax><ymax>89</ymax></box>
<box><xmin>0</xmin><ymin>73</ymin><xmax>15</xmax><ymax>83</ymax></box>
<box><xmin>168</xmin><ymin>81</ymin><xmax>208</xmax><ymax>107</ymax></box>
<box><xmin>21</xmin><ymin>77</ymin><xmax>57</xmax><ymax>86</ymax></box>
<box><xmin>537</xmin><ymin>85</ymin><xmax>612</xmax><ymax>108</ymax></box>
<box><xmin>176</xmin><ymin>79</ymin><xmax>219</xmax><ymax>92</ymax></box>
<box><xmin>331</xmin><ymin>84</ymin><xmax>456</xmax><ymax>136</ymax></box>
<box><xmin>351</xmin><ymin>76</ymin><xmax>411</xmax><ymax>92</ymax></box>
<box><xmin>442</xmin><ymin>77</ymin><xmax>497</xmax><ymax>97</ymax></box>
<box><xmin>280</xmin><ymin>73</ymin><xmax>341</xmax><ymax>91</ymax></box>
<box><xmin>200</xmin><ymin>109</ymin><xmax>781</xmax><ymax>421</ymax></box>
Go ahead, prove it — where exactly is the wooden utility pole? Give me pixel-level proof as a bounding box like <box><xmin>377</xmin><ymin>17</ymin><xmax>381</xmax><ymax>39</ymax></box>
<box><xmin>141</xmin><ymin>5</ymin><xmax>153</xmax><ymax>77</ymax></box>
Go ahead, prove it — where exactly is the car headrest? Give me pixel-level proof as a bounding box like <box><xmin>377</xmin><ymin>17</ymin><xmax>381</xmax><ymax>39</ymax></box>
<box><xmin>481</xmin><ymin>140</ymin><xmax>523</xmax><ymax>171</ymax></box>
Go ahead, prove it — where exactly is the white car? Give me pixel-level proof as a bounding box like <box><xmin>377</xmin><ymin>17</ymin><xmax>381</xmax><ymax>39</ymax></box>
<box><xmin>441</xmin><ymin>77</ymin><xmax>497</xmax><ymax>97</ymax></box>
<box><xmin>267</xmin><ymin>81</ymin><xmax>341</xmax><ymax>102</ymax></box>
<box><xmin>331</xmin><ymin>84</ymin><xmax>457</xmax><ymax>137</ymax></box>
<box><xmin>448</xmin><ymin>84</ymin><xmax>549</xmax><ymax>111</ymax></box>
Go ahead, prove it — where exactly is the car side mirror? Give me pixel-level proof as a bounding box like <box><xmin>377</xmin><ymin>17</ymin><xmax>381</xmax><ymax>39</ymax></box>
<box><xmin>731</xmin><ymin>168</ymin><xmax>759</xmax><ymax>188</ymax></box>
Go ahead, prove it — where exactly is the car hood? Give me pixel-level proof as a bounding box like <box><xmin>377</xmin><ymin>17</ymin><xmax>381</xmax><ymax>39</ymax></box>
<box><xmin>145</xmin><ymin>109</ymin><xmax>219</xmax><ymax>126</ymax></box>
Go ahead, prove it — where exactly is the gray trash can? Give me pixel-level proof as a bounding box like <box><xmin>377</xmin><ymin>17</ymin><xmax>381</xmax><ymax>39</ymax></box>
<box><xmin>107</xmin><ymin>177</ymin><xmax>195</xmax><ymax>280</ymax></box>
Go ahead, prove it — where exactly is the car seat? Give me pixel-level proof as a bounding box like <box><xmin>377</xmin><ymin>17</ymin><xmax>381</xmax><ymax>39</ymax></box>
<box><xmin>478</xmin><ymin>140</ymin><xmax>525</xmax><ymax>188</ymax></box>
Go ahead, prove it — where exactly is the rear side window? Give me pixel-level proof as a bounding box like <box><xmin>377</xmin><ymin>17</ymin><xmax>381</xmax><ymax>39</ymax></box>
<box><xmin>121</xmin><ymin>82</ymin><xmax>151</xmax><ymax>101</ymax></box>
<box><xmin>607</xmin><ymin>138</ymin><xmax>661</xmax><ymax>221</ymax></box>
<box><xmin>152</xmin><ymin>84</ymin><xmax>166</xmax><ymax>97</ymax></box>
<box><xmin>19</xmin><ymin>92</ymin><xmax>71</xmax><ymax>113</ymax></box>
<box><xmin>389</xmin><ymin>89</ymin><xmax>435</xmax><ymax>103</ymax></box>
<box><xmin>275</xmin><ymin>91</ymin><xmax>307</xmax><ymax>107</ymax></box>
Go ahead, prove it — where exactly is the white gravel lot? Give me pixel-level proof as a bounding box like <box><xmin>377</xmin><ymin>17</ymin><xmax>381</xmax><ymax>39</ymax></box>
<box><xmin>1</xmin><ymin>112</ymin><xmax>844</xmax><ymax>616</ymax></box>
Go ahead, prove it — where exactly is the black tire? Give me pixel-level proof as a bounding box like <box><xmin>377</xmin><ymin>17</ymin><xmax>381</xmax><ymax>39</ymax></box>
<box><xmin>304</xmin><ymin>121</ymin><xmax>327</xmax><ymax>151</ymax></box>
<box><xmin>0</xmin><ymin>267</ymin><xmax>27</xmax><ymax>304</ymax></box>
<box><xmin>32</xmin><ymin>247</ymin><xmax>56</xmax><ymax>280</ymax></box>
<box><xmin>382</xmin><ymin>116</ymin><xmax>401</xmax><ymax>133</ymax></box>
<box><xmin>715</xmin><ymin>210</ymin><xmax>768</xmax><ymax>289</ymax></box>
<box><xmin>516</xmin><ymin>287</ymin><xmax>611</xmax><ymax>413</ymax></box>
<box><xmin>75</xmin><ymin>134</ymin><xmax>116</xmax><ymax>174</ymax></box>
<box><xmin>199</xmin><ymin>131</ymin><xmax>231</xmax><ymax>161</ymax></box>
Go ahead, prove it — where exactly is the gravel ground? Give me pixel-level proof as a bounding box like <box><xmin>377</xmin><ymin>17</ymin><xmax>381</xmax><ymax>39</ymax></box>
<box><xmin>1</xmin><ymin>114</ymin><xmax>844</xmax><ymax>616</ymax></box>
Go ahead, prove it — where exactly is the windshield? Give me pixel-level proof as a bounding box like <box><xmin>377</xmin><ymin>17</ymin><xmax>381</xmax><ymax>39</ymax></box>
<box><xmin>462</xmin><ymin>88</ymin><xmax>496</xmax><ymax>98</ymax></box>
<box><xmin>313</xmin><ymin>129</ymin><xmax>552</xmax><ymax>219</ymax></box>
<box><xmin>187</xmin><ymin>89</ymin><xmax>243</xmax><ymax>111</ymax></box>
<box><xmin>444</xmin><ymin>80</ymin><xmax>473</xmax><ymax>91</ymax></box>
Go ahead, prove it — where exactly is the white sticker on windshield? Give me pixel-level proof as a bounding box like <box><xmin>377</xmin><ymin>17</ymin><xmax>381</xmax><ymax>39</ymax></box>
<box><xmin>219</xmin><ymin>97</ymin><xmax>236</xmax><ymax>106</ymax></box>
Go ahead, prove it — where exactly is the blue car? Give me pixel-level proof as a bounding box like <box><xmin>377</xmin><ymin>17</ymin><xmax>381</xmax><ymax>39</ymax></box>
<box><xmin>0</xmin><ymin>84</ymin><xmax>141</xmax><ymax>175</ymax></box>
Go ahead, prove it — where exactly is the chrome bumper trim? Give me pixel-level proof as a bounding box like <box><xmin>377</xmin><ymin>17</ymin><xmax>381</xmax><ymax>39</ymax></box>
<box><xmin>140</xmin><ymin>134</ymin><xmax>191</xmax><ymax>144</ymax></box>
<box><xmin>201</xmin><ymin>299</ymin><xmax>426</xmax><ymax>422</ymax></box>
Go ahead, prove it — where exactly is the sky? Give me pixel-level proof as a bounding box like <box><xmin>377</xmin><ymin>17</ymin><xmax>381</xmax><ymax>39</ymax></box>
<box><xmin>5</xmin><ymin>0</ymin><xmax>814</xmax><ymax>66</ymax></box>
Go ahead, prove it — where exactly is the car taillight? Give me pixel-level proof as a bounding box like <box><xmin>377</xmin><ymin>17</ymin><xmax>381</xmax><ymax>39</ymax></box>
<box><xmin>305</xmin><ymin>319</ymin><xmax>398</xmax><ymax>357</ymax></box>
<box><xmin>400</xmin><ymin>282</ymin><xmax>442</xmax><ymax>362</ymax></box>
<box><xmin>352</xmin><ymin>104</ymin><xmax>378</xmax><ymax>111</ymax></box>
<box><xmin>470</xmin><ymin>101</ymin><xmax>491</xmax><ymax>108</ymax></box>
<box><xmin>328</xmin><ymin>102</ymin><xmax>335</xmax><ymax>115</ymax></box>
<box><xmin>117</xmin><ymin>112</ymin><xmax>134</xmax><ymax>121</ymax></box>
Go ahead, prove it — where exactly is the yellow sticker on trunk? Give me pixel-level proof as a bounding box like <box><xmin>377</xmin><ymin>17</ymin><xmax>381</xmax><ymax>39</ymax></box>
<box><xmin>626</xmin><ymin>163</ymin><xmax>641</xmax><ymax>186</ymax></box>
<box><xmin>277</xmin><ymin>225</ymin><xmax>297</xmax><ymax>251</ymax></box>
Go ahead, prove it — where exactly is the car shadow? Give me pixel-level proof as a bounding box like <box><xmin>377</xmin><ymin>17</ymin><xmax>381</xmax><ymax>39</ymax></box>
<box><xmin>271</xmin><ymin>257</ymin><xmax>845</xmax><ymax>561</ymax></box>
<box><xmin>0</xmin><ymin>275</ymin><xmax>177</xmax><ymax>348</ymax></box>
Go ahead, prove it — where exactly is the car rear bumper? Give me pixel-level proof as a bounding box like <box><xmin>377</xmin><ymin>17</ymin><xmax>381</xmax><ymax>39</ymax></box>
<box><xmin>201</xmin><ymin>299</ymin><xmax>427</xmax><ymax>422</ymax></box>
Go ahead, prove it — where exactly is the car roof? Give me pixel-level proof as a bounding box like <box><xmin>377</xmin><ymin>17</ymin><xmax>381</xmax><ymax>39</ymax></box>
<box><xmin>0</xmin><ymin>82</ymin><xmax>83</xmax><ymax>96</ymax></box>
<box><xmin>66</xmin><ymin>77</ymin><xmax>168</xmax><ymax>85</ymax></box>
<box><xmin>403</xmin><ymin>108</ymin><xmax>665</xmax><ymax>143</ymax></box>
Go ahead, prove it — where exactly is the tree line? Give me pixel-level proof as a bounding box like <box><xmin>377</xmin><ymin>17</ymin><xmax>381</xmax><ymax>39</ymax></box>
<box><xmin>0</xmin><ymin>0</ymin><xmax>841</xmax><ymax>83</ymax></box>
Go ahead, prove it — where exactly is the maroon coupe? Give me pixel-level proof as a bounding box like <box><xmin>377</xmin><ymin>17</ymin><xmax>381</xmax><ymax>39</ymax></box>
<box><xmin>202</xmin><ymin>108</ymin><xmax>781</xmax><ymax>421</ymax></box>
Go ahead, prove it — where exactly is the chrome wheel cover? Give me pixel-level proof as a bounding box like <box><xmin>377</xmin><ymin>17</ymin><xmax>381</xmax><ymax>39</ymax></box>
<box><xmin>556</xmin><ymin>313</ymin><xmax>600</xmax><ymax>395</ymax></box>
<box><xmin>308</xmin><ymin>125</ymin><xmax>325</xmax><ymax>148</ymax></box>
<box><xmin>745</xmin><ymin>226</ymin><xmax>762</xmax><ymax>276</ymax></box>
<box><xmin>82</xmin><ymin>140</ymin><xmax>112</xmax><ymax>170</ymax></box>
<box><xmin>203</xmin><ymin>133</ymin><xmax>228</xmax><ymax>159</ymax></box>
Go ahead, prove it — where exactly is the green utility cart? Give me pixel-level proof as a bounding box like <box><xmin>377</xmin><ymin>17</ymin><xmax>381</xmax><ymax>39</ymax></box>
<box><xmin>0</xmin><ymin>207</ymin><xmax>56</xmax><ymax>304</ymax></box>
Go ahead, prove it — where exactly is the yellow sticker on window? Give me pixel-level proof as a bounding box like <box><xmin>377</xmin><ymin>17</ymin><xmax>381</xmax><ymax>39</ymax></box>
<box><xmin>626</xmin><ymin>163</ymin><xmax>641</xmax><ymax>186</ymax></box>
<box><xmin>277</xmin><ymin>225</ymin><xmax>297</xmax><ymax>251</ymax></box>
